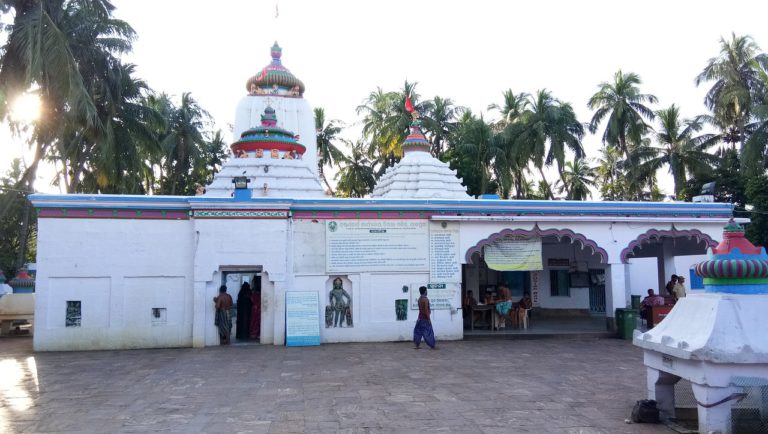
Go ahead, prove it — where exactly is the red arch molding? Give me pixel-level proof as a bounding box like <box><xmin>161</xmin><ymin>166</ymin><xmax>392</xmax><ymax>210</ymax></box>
<box><xmin>620</xmin><ymin>228</ymin><xmax>718</xmax><ymax>264</ymax></box>
<box><xmin>465</xmin><ymin>225</ymin><xmax>609</xmax><ymax>264</ymax></box>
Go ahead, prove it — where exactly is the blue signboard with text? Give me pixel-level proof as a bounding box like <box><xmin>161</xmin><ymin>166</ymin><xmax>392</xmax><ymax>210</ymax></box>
<box><xmin>285</xmin><ymin>291</ymin><xmax>321</xmax><ymax>346</ymax></box>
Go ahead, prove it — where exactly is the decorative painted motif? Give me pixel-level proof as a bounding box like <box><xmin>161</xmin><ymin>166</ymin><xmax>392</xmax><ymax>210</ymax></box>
<box><xmin>192</xmin><ymin>210</ymin><xmax>288</xmax><ymax>219</ymax></box>
<box><xmin>620</xmin><ymin>227</ymin><xmax>718</xmax><ymax>264</ymax></box>
<box><xmin>37</xmin><ymin>208</ymin><xmax>189</xmax><ymax>220</ymax></box>
<box><xmin>231</xmin><ymin>106</ymin><xmax>306</xmax><ymax>157</ymax></box>
<box><xmin>694</xmin><ymin>221</ymin><xmax>768</xmax><ymax>293</ymax></box>
<box><xmin>464</xmin><ymin>225</ymin><xmax>609</xmax><ymax>264</ymax></box>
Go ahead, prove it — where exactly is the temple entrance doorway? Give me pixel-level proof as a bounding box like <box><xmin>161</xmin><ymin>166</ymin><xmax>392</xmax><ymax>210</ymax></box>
<box><xmin>221</xmin><ymin>270</ymin><xmax>262</xmax><ymax>343</ymax></box>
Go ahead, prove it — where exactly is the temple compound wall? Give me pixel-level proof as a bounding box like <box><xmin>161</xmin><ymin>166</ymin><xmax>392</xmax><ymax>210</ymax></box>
<box><xmin>29</xmin><ymin>195</ymin><xmax>737</xmax><ymax>351</ymax></box>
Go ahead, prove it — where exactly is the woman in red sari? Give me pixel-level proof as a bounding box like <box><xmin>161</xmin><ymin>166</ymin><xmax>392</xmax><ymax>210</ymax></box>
<box><xmin>249</xmin><ymin>287</ymin><xmax>261</xmax><ymax>340</ymax></box>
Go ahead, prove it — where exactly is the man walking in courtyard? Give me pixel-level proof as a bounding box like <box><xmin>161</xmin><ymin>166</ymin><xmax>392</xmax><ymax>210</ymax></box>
<box><xmin>413</xmin><ymin>286</ymin><xmax>436</xmax><ymax>349</ymax></box>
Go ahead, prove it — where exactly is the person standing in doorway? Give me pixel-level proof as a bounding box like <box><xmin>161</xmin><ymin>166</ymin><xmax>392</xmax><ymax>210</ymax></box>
<box><xmin>213</xmin><ymin>285</ymin><xmax>233</xmax><ymax>345</ymax></box>
<box><xmin>413</xmin><ymin>286</ymin><xmax>436</xmax><ymax>349</ymax></box>
<box><xmin>236</xmin><ymin>282</ymin><xmax>252</xmax><ymax>340</ymax></box>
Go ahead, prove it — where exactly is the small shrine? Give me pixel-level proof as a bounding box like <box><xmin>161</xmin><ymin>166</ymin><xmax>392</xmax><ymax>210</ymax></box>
<box><xmin>9</xmin><ymin>267</ymin><xmax>35</xmax><ymax>293</ymax></box>
<box><xmin>634</xmin><ymin>220</ymin><xmax>768</xmax><ymax>433</ymax></box>
<box><xmin>371</xmin><ymin>102</ymin><xmax>470</xmax><ymax>199</ymax></box>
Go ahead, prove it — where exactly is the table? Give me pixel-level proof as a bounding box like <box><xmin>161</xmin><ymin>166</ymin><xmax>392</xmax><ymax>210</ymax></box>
<box><xmin>469</xmin><ymin>304</ymin><xmax>493</xmax><ymax>331</ymax></box>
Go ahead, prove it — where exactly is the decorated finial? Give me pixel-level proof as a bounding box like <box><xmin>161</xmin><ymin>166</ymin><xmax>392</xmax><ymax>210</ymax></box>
<box><xmin>271</xmin><ymin>41</ymin><xmax>282</xmax><ymax>61</ymax></box>
<box><xmin>694</xmin><ymin>220</ymin><xmax>768</xmax><ymax>294</ymax></box>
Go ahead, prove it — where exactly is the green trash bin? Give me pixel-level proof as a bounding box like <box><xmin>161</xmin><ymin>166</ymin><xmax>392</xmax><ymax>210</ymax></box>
<box><xmin>631</xmin><ymin>295</ymin><xmax>641</xmax><ymax>310</ymax></box>
<box><xmin>615</xmin><ymin>308</ymin><xmax>625</xmax><ymax>338</ymax></box>
<box><xmin>622</xmin><ymin>309</ymin><xmax>639</xmax><ymax>340</ymax></box>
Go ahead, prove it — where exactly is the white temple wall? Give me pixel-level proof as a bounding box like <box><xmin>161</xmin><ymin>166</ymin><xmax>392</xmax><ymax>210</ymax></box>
<box><xmin>191</xmin><ymin>218</ymin><xmax>289</xmax><ymax>347</ymax></box>
<box><xmin>33</xmin><ymin>218</ymin><xmax>194</xmax><ymax>351</ymax></box>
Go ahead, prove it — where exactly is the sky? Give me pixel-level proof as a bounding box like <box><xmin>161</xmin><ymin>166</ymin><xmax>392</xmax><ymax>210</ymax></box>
<box><xmin>3</xmin><ymin>0</ymin><xmax>768</xmax><ymax>194</ymax></box>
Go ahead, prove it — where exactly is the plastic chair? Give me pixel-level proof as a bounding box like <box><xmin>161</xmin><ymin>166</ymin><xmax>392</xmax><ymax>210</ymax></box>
<box><xmin>519</xmin><ymin>308</ymin><xmax>531</xmax><ymax>329</ymax></box>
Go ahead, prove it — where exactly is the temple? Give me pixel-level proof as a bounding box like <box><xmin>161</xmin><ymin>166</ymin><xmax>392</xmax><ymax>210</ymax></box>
<box><xmin>27</xmin><ymin>42</ymin><xmax>742</xmax><ymax>351</ymax></box>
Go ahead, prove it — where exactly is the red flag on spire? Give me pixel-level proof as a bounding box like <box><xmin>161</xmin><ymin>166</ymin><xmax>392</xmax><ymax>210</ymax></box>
<box><xmin>405</xmin><ymin>95</ymin><xmax>414</xmax><ymax>113</ymax></box>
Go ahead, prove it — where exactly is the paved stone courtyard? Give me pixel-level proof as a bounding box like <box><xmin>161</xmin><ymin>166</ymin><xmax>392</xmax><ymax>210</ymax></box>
<box><xmin>0</xmin><ymin>337</ymin><xmax>671</xmax><ymax>433</ymax></box>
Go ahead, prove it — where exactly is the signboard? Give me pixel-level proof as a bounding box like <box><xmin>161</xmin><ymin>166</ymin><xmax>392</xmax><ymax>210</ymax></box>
<box><xmin>484</xmin><ymin>237</ymin><xmax>543</xmax><ymax>271</ymax></box>
<box><xmin>429</xmin><ymin>222</ymin><xmax>461</xmax><ymax>283</ymax></box>
<box><xmin>326</xmin><ymin>220</ymin><xmax>429</xmax><ymax>273</ymax></box>
<box><xmin>285</xmin><ymin>291</ymin><xmax>321</xmax><ymax>346</ymax></box>
<box><xmin>530</xmin><ymin>271</ymin><xmax>541</xmax><ymax>307</ymax></box>
<box><xmin>409</xmin><ymin>283</ymin><xmax>458</xmax><ymax>310</ymax></box>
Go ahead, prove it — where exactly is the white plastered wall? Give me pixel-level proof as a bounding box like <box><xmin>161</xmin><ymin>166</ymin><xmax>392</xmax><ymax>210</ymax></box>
<box><xmin>33</xmin><ymin>218</ymin><xmax>194</xmax><ymax>351</ymax></box>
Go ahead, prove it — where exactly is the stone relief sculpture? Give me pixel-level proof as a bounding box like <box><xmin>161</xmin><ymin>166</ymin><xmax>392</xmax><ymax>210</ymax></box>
<box><xmin>395</xmin><ymin>299</ymin><xmax>407</xmax><ymax>321</ymax></box>
<box><xmin>327</xmin><ymin>277</ymin><xmax>352</xmax><ymax>328</ymax></box>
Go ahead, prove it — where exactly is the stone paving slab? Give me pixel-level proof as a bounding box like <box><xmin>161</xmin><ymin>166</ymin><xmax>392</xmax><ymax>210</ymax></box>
<box><xmin>0</xmin><ymin>336</ymin><xmax>670</xmax><ymax>433</ymax></box>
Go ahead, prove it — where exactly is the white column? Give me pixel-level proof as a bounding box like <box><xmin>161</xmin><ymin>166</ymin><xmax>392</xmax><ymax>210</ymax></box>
<box><xmin>606</xmin><ymin>263</ymin><xmax>629</xmax><ymax>315</ymax></box>
<box><xmin>646</xmin><ymin>367</ymin><xmax>680</xmax><ymax>420</ymax></box>
<box><xmin>272</xmin><ymin>280</ymin><xmax>286</xmax><ymax>346</ymax></box>
<box><xmin>191</xmin><ymin>280</ymin><xmax>207</xmax><ymax>348</ymax></box>
<box><xmin>692</xmin><ymin>383</ymin><xmax>740</xmax><ymax>434</ymax></box>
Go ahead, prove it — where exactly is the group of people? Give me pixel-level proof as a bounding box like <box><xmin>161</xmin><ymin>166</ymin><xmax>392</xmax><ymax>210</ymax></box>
<box><xmin>639</xmin><ymin>274</ymin><xmax>687</xmax><ymax>321</ymax></box>
<box><xmin>212</xmin><ymin>281</ymin><xmax>261</xmax><ymax>345</ymax></box>
<box><xmin>461</xmin><ymin>286</ymin><xmax>532</xmax><ymax>330</ymax></box>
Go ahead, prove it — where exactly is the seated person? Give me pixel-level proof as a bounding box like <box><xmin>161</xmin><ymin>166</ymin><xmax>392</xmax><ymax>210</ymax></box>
<box><xmin>494</xmin><ymin>285</ymin><xmax>513</xmax><ymax>329</ymax></box>
<box><xmin>640</xmin><ymin>288</ymin><xmax>665</xmax><ymax>319</ymax></box>
<box><xmin>463</xmin><ymin>290</ymin><xmax>478</xmax><ymax>308</ymax></box>
<box><xmin>513</xmin><ymin>292</ymin><xmax>533</xmax><ymax>326</ymax></box>
<box><xmin>462</xmin><ymin>290</ymin><xmax>479</xmax><ymax>325</ymax></box>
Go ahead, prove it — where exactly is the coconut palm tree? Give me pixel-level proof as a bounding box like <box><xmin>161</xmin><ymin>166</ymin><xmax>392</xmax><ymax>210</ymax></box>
<box><xmin>420</xmin><ymin>96</ymin><xmax>463</xmax><ymax>159</ymax></box>
<box><xmin>507</xmin><ymin>89</ymin><xmax>585</xmax><ymax>199</ymax></box>
<box><xmin>314</xmin><ymin>107</ymin><xmax>345</xmax><ymax>195</ymax></box>
<box><xmin>695</xmin><ymin>33</ymin><xmax>767</xmax><ymax>150</ymax></box>
<box><xmin>453</xmin><ymin>111</ymin><xmax>504</xmax><ymax>197</ymax></box>
<box><xmin>588</xmin><ymin>70</ymin><xmax>658</xmax><ymax>159</ymax></box>
<box><xmin>488</xmin><ymin>89</ymin><xmax>529</xmax><ymax>130</ymax></box>
<box><xmin>634</xmin><ymin>105</ymin><xmax>719</xmax><ymax>198</ymax></box>
<box><xmin>335</xmin><ymin>141</ymin><xmax>375</xmax><ymax>198</ymax></box>
<box><xmin>557</xmin><ymin>159</ymin><xmax>596</xmax><ymax>200</ymax></box>
<box><xmin>595</xmin><ymin>146</ymin><xmax>626</xmax><ymax>201</ymax></box>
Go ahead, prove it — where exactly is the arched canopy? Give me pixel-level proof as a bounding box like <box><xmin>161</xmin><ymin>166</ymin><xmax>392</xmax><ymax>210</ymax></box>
<box><xmin>465</xmin><ymin>225</ymin><xmax>609</xmax><ymax>264</ymax></box>
<box><xmin>620</xmin><ymin>227</ymin><xmax>717</xmax><ymax>264</ymax></box>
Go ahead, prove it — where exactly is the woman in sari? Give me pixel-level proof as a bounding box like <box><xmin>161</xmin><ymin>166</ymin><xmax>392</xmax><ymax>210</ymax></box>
<box><xmin>236</xmin><ymin>282</ymin><xmax>252</xmax><ymax>340</ymax></box>
<box><xmin>213</xmin><ymin>285</ymin><xmax>233</xmax><ymax>345</ymax></box>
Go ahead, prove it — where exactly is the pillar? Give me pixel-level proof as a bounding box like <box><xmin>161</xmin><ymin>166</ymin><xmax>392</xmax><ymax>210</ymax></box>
<box><xmin>191</xmin><ymin>280</ymin><xmax>207</xmax><ymax>348</ymax></box>
<box><xmin>646</xmin><ymin>367</ymin><xmax>680</xmax><ymax>420</ymax></box>
<box><xmin>659</xmin><ymin>239</ymin><xmax>677</xmax><ymax>296</ymax></box>
<box><xmin>692</xmin><ymin>383</ymin><xmax>740</xmax><ymax>434</ymax></box>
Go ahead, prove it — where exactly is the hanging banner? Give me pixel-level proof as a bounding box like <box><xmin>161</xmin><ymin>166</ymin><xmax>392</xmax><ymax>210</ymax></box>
<box><xmin>429</xmin><ymin>222</ymin><xmax>461</xmax><ymax>283</ymax></box>
<box><xmin>484</xmin><ymin>237</ymin><xmax>543</xmax><ymax>271</ymax></box>
<box><xmin>326</xmin><ymin>220</ymin><xmax>429</xmax><ymax>273</ymax></box>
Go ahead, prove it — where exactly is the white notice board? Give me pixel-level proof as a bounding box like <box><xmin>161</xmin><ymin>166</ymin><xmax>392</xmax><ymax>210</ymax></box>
<box><xmin>285</xmin><ymin>291</ymin><xmax>321</xmax><ymax>346</ymax></box>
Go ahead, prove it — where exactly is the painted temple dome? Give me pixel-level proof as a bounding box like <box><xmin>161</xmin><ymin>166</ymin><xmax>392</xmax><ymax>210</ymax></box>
<box><xmin>694</xmin><ymin>220</ymin><xmax>768</xmax><ymax>294</ymax></box>
<box><xmin>204</xmin><ymin>107</ymin><xmax>325</xmax><ymax>198</ymax></box>
<box><xmin>371</xmin><ymin>118</ymin><xmax>470</xmax><ymax>199</ymax></box>
<box><xmin>245</xmin><ymin>42</ymin><xmax>305</xmax><ymax>97</ymax></box>
<box><xmin>231</xmin><ymin>106</ymin><xmax>306</xmax><ymax>156</ymax></box>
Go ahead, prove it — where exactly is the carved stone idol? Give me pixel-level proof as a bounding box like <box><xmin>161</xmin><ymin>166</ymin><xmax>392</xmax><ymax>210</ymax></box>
<box><xmin>328</xmin><ymin>277</ymin><xmax>352</xmax><ymax>328</ymax></box>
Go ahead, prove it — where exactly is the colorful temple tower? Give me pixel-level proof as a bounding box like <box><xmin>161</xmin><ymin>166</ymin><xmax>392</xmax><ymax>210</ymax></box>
<box><xmin>204</xmin><ymin>106</ymin><xmax>324</xmax><ymax>198</ymax></box>
<box><xmin>634</xmin><ymin>221</ymin><xmax>768</xmax><ymax>433</ymax></box>
<box><xmin>233</xmin><ymin>42</ymin><xmax>318</xmax><ymax>175</ymax></box>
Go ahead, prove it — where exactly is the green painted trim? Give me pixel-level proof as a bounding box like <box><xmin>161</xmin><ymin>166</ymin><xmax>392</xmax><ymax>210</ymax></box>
<box><xmin>704</xmin><ymin>277</ymin><xmax>768</xmax><ymax>285</ymax></box>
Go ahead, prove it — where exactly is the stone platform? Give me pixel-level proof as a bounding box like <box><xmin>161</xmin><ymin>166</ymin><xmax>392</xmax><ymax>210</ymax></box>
<box><xmin>0</xmin><ymin>336</ymin><xmax>670</xmax><ymax>433</ymax></box>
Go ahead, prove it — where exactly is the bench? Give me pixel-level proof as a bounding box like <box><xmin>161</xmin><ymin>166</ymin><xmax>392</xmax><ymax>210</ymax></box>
<box><xmin>0</xmin><ymin>293</ymin><xmax>35</xmax><ymax>335</ymax></box>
